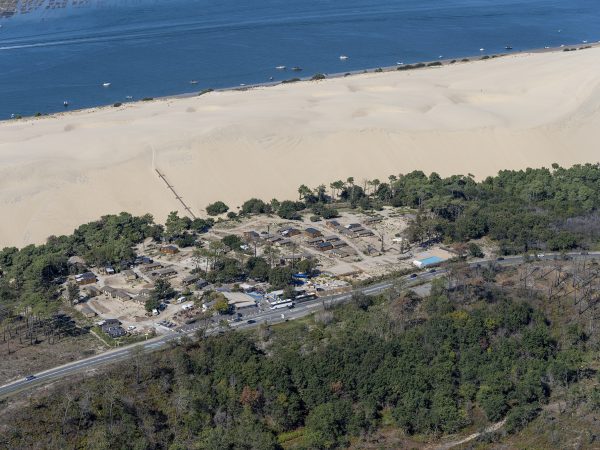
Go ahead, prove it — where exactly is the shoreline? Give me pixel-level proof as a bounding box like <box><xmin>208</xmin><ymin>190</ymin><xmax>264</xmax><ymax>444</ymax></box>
<box><xmin>2</xmin><ymin>43</ymin><xmax>600</xmax><ymax>247</ymax></box>
<box><xmin>4</xmin><ymin>41</ymin><xmax>598</xmax><ymax>123</ymax></box>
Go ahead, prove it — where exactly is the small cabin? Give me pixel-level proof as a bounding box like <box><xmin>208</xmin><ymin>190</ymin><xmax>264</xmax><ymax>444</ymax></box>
<box><xmin>316</xmin><ymin>242</ymin><xmax>334</xmax><ymax>252</ymax></box>
<box><xmin>304</xmin><ymin>227</ymin><xmax>323</xmax><ymax>239</ymax></box>
<box><xmin>75</xmin><ymin>272</ymin><xmax>97</xmax><ymax>286</ymax></box>
<box><xmin>243</xmin><ymin>231</ymin><xmax>261</xmax><ymax>241</ymax></box>
<box><xmin>280</xmin><ymin>227</ymin><xmax>302</xmax><ymax>237</ymax></box>
<box><xmin>160</xmin><ymin>245</ymin><xmax>179</xmax><ymax>255</ymax></box>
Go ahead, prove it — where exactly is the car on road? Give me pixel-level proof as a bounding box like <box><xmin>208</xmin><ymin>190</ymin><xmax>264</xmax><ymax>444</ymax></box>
<box><xmin>496</xmin><ymin>257</ymin><xmax>505</xmax><ymax>261</ymax></box>
<box><xmin>24</xmin><ymin>375</ymin><xmax>36</xmax><ymax>381</ymax></box>
<box><xmin>409</xmin><ymin>273</ymin><xmax>418</xmax><ymax>279</ymax></box>
<box><xmin>428</xmin><ymin>269</ymin><xmax>436</xmax><ymax>273</ymax></box>
<box><xmin>127</xmin><ymin>326</ymin><xmax>136</xmax><ymax>331</ymax></box>
<box><xmin>246</xmin><ymin>319</ymin><xmax>256</xmax><ymax>324</ymax></box>
<box><xmin>581</xmin><ymin>251</ymin><xmax>589</xmax><ymax>255</ymax></box>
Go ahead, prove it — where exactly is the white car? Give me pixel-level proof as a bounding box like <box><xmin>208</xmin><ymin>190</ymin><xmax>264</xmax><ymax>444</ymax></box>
<box><xmin>127</xmin><ymin>325</ymin><xmax>136</xmax><ymax>331</ymax></box>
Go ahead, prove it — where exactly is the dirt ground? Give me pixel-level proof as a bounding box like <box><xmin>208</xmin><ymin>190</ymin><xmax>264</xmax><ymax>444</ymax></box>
<box><xmin>71</xmin><ymin>207</ymin><xmax>449</xmax><ymax>333</ymax></box>
<box><xmin>0</xmin><ymin>332</ymin><xmax>107</xmax><ymax>385</ymax></box>
<box><xmin>81</xmin><ymin>295</ymin><xmax>186</xmax><ymax>335</ymax></box>
<box><xmin>208</xmin><ymin>207</ymin><xmax>420</xmax><ymax>280</ymax></box>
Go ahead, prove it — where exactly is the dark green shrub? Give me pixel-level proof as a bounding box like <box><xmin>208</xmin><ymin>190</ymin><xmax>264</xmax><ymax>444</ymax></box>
<box><xmin>206</xmin><ymin>201</ymin><xmax>229</xmax><ymax>216</ymax></box>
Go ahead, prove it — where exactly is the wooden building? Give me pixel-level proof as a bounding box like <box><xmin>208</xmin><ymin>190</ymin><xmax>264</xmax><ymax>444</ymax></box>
<box><xmin>304</xmin><ymin>227</ymin><xmax>323</xmax><ymax>238</ymax></box>
<box><xmin>160</xmin><ymin>245</ymin><xmax>179</xmax><ymax>255</ymax></box>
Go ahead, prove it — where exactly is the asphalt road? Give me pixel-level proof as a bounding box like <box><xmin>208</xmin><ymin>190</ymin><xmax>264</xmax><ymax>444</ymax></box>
<box><xmin>1</xmin><ymin>251</ymin><xmax>597</xmax><ymax>399</ymax></box>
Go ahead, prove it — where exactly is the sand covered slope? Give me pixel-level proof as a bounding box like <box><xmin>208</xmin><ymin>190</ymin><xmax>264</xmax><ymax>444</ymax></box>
<box><xmin>1</xmin><ymin>48</ymin><xmax>600</xmax><ymax>247</ymax></box>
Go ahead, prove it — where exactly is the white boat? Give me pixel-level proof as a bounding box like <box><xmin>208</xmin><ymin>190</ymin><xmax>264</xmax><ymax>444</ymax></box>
<box><xmin>275</xmin><ymin>65</ymin><xmax>286</xmax><ymax>70</ymax></box>
<box><xmin>339</xmin><ymin>55</ymin><xmax>348</xmax><ymax>60</ymax></box>
<box><xmin>396</xmin><ymin>61</ymin><xmax>404</xmax><ymax>65</ymax></box>
<box><xmin>479</xmin><ymin>48</ymin><xmax>485</xmax><ymax>52</ymax></box>
<box><xmin>63</xmin><ymin>101</ymin><xmax>69</xmax><ymax>107</ymax></box>
<box><xmin>583</xmin><ymin>40</ymin><xmax>588</xmax><ymax>43</ymax></box>
<box><xmin>125</xmin><ymin>95</ymin><xmax>133</xmax><ymax>100</ymax></box>
<box><xmin>102</xmin><ymin>82</ymin><xmax>111</xmax><ymax>87</ymax></box>
<box><xmin>189</xmin><ymin>80</ymin><xmax>198</xmax><ymax>84</ymax></box>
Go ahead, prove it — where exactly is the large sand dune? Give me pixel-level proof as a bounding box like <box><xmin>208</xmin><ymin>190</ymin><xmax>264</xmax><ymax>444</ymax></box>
<box><xmin>1</xmin><ymin>48</ymin><xmax>600</xmax><ymax>247</ymax></box>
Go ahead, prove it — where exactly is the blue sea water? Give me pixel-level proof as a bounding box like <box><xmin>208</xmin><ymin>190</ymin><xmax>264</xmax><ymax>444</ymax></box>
<box><xmin>0</xmin><ymin>0</ymin><xmax>599</xmax><ymax>119</ymax></box>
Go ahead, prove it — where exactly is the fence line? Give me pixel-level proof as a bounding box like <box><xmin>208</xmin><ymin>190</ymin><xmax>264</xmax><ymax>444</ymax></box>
<box><xmin>155</xmin><ymin>169</ymin><xmax>197</xmax><ymax>219</ymax></box>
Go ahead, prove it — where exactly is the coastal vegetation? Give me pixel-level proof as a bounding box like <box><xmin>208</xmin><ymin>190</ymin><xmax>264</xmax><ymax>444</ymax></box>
<box><xmin>205</xmin><ymin>201</ymin><xmax>229</xmax><ymax>216</ymax></box>
<box><xmin>1</xmin><ymin>164</ymin><xmax>600</xmax><ymax>345</ymax></box>
<box><xmin>2</xmin><ymin>267</ymin><xmax>598</xmax><ymax>449</ymax></box>
<box><xmin>0</xmin><ymin>213</ymin><xmax>159</xmax><ymax>320</ymax></box>
<box><xmin>238</xmin><ymin>163</ymin><xmax>600</xmax><ymax>255</ymax></box>
<box><xmin>0</xmin><ymin>164</ymin><xmax>599</xmax><ymax>447</ymax></box>
<box><xmin>397</xmin><ymin>62</ymin><xmax>426</xmax><ymax>71</ymax></box>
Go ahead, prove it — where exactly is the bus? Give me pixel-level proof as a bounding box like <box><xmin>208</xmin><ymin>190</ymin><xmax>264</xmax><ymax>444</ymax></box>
<box><xmin>270</xmin><ymin>300</ymin><xmax>294</xmax><ymax>310</ymax></box>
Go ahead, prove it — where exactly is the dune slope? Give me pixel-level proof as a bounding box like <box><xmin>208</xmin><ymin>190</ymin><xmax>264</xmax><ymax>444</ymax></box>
<box><xmin>1</xmin><ymin>48</ymin><xmax>600</xmax><ymax>247</ymax></box>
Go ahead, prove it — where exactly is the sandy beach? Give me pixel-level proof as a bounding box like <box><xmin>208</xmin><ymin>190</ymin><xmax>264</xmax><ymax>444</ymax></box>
<box><xmin>1</xmin><ymin>47</ymin><xmax>600</xmax><ymax>247</ymax></box>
